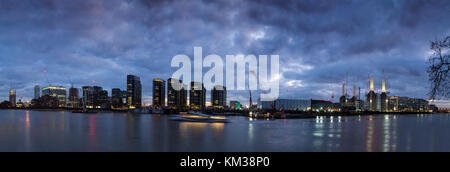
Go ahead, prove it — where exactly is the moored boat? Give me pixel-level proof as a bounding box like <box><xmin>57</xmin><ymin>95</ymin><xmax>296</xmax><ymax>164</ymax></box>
<box><xmin>72</xmin><ymin>109</ymin><xmax>83</xmax><ymax>113</ymax></box>
<box><xmin>249</xmin><ymin>111</ymin><xmax>274</xmax><ymax>119</ymax></box>
<box><xmin>170</xmin><ymin>112</ymin><xmax>230</xmax><ymax>123</ymax></box>
<box><xmin>72</xmin><ymin>109</ymin><xmax>98</xmax><ymax>114</ymax></box>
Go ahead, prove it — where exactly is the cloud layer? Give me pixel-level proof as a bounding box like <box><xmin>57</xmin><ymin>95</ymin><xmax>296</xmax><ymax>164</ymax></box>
<box><xmin>0</xmin><ymin>0</ymin><xmax>449</xmax><ymax>105</ymax></box>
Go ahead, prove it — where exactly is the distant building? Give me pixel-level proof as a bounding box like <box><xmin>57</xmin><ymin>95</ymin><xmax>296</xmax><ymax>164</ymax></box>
<box><xmin>121</xmin><ymin>91</ymin><xmax>127</xmax><ymax>104</ymax></box>
<box><xmin>180</xmin><ymin>84</ymin><xmax>188</xmax><ymax>108</ymax></box>
<box><xmin>38</xmin><ymin>95</ymin><xmax>59</xmax><ymax>108</ymax></box>
<box><xmin>81</xmin><ymin>86</ymin><xmax>108</xmax><ymax>109</ymax></box>
<box><xmin>389</xmin><ymin>96</ymin><xmax>399</xmax><ymax>112</ymax></box>
<box><xmin>389</xmin><ymin>96</ymin><xmax>432</xmax><ymax>112</ymax></box>
<box><xmin>340</xmin><ymin>85</ymin><xmax>362</xmax><ymax>112</ymax></box>
<box><xmin>190</xmin><ymin>82</ymin><xmax>206</xmax><ymax>110</ymax></box>
<box><xmin>16</xmin><ymin>100</ymin><xmax>25</xmax><ymax>108</ymax></box>
<box><xmin>9</xmin><ymin>89</ymin><xmax>16</xmax><ymax>107</ymax></box>
<box><xmin>230</xmin><ymin>101</ymin><xmax>241</xmax><ymax>110</ymax></box>
<box><xmin>311</xmin><ymin>99</ymin><xmax>335</xmax><ymax>112</ymax></box>
<box><xmin>92</xmin><ymin>86</ymin><xmax>107</xmax><ymax>108</ymax></box>
<box><xmin>98</xmin><ymin>89</ymin><xmax>109</xmax><ymax>109</ymax></box>
<box><xmin>68</xmin><ymin>87</ymin><xmax>80</xmax><ymax>108</ymax></box>
<box><xmin>127</xmin><ymin>75</ymin><xmax>142</xmax><ymax>109</ymax></box>
<box><xmin>259</xmin><ymin>99</ymin><xmax>310</xmax><ymax>111</ymax></box>
<box><xmin>211</xmin><ymin>85</ymin><xmax>227</xmax><ymax>108</ymax></box>
<box><xmin>153</xmin><ymin>79</ymin><xmax>165</xmax><ymax>108</ymax></box>
<box><xmin>82</xmin><ymin>86</ymin><xmax>94</xmax><ymax>108</ymax></box>
<box><xmin>168</xmin><ymin>78</ymin><xmax>187</xmax><ymax>109</ymax></box>
<box><xmin>34</xmin><ymin>85</ymin><xmax>40</xmax><ymax>99</ymax></box>
<box><xmin>258</xmin><ymin>99</ymin><xmax>341</xmax><ymax>112</ymax></box>
<box><xmin>42</xmin><ymin>86</ymin><xmax>67</xmax><ymax>107</ymax></box>
<box><xmin>111</xmin><ymin>88</ymin><xmax>124</xmax><ymax>108</ymax></box>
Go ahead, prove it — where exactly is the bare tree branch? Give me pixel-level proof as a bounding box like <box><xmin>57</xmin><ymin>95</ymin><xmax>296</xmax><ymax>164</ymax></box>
<box><xmin>427</xmin><ymin>36</ymin><xmax>450</xmax><ymax>99</ymax></box>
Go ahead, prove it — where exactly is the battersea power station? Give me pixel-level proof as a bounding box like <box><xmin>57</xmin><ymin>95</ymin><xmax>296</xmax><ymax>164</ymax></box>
<box><xmin>260</xmin><ymin>74</ymin><xmax>436</xmax><ymax>113</ymax></box>
<box><xmin>340</xmin><ymin>76</ymin><xmax>396</xmax><ymax>112</ymax></box>
<box><xmin>337</xmin><ymin>76</ymin><xmax>434</xmax><ymax>113</ymax></box>
<box><xmin>365</xmin><ymin>76</ymin><xmax>388</xmax><ymax>112</ymax></box>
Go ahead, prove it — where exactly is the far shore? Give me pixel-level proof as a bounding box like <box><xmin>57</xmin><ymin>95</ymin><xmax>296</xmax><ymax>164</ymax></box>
<box><xmin>0</xmin><ymin>108</ymin><xmax>444</xmax><ymax>120</ymax></box>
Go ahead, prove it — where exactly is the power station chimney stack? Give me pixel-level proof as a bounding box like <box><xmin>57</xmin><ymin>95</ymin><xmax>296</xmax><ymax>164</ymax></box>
<box><xmin>353</xmin><ymin>85</ymin><xmax>356</xmax><ymax>97</ymax></box>
<box><xmin>381</xmin><ymin>79</ymin><xmax>388</xmax><ymax>112</ymax></box>
<box><xmin>359</xmin><ymin>87</ymin><xmax>361</xmax><ymax>100</ymax></box>
<box><xmin>340</xmin><ymin>82</ymin><xmax>347</xmax><ymax>105</ymax></box>
<box><xmin>370</xmin><ymin>76</ymin><xmax>374</xmax><ymax>92</ymax></box>
<box><xmin>367</xmin><ymin>76</ymin><xmax>377</xmax><ymax>112</ymax></box>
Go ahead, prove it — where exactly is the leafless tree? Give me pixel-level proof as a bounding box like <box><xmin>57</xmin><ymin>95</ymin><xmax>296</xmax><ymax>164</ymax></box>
<box><xmin>427</xmin><ymin>36</ymin><xmax>449</xmax><ymax>99</ymax></box>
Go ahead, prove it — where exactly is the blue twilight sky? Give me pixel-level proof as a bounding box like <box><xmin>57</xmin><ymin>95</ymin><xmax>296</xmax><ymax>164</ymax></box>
<box><xmin>0</xmin><ymin>0</ymin><xmax>449</xmax><ymax>106</ymax></box>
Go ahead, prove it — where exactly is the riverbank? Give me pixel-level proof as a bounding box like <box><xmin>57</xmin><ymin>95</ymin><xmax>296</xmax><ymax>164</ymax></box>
<box><xmin>0</xmin><ymin>108</ymin><xmax>443</xmax><ymax>119</ymax></box>
<box><xmin>278</xmin><ymin>111</ymin><xmax>438</xmax><ymax>119</ymax></box>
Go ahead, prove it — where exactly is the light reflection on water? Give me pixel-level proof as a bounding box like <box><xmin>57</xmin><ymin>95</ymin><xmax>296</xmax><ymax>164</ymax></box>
<box><xmin>0</xmin><ymin>110</ymin><xmax>449</xmax><ymax>152</ymax></box>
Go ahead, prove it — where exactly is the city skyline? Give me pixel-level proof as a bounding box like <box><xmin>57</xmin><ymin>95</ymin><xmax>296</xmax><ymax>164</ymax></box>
<box><xmin>1</xmin><ymin>0</ymin><xmax>450</xmax><ymax>107</ymax></box>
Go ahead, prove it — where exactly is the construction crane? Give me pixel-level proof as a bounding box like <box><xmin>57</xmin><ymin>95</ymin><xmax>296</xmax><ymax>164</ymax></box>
<box><xmin>42</xmin><ymin>69</ymin><xmax>55</xmax><ymax>97</ymax></box>
<box><xmin>68</xmin><ymin>77</ymin><xmax>74</xmax><ymax>88</ymax></box>
<box><xmin>249</xmin><ymin>70</ymin><xmax>276</xmax><ymax>110</ymax></box>
<box><xmin>249</xmin><ymin>70</ymin><xmax>270</xmax><ymax>109</ymax></box>
<box><xmin>249</xmin><ymin>71</ymin><xmax>257</xmax><ymax>109</ymax></box>
<box><xmin>43</xmin><ymin>69</ymin><xmax>51</xmax><ymax>86</ymax></box>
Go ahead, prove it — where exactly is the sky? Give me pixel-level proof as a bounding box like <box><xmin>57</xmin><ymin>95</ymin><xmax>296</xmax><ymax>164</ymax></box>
<box><xmin>0</xmin><ymin>0</ymin><xmax>449</xmax><ymax>107</ymax></box>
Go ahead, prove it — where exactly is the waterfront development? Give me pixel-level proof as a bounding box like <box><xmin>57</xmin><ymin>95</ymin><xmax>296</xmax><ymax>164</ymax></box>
<box><xmin>0</xmin><ymin>110</ymin><xmax>449</xmax><ymax>152</ymax></box>
<box><xmin>1</xmin><ymin>0</ymin><xmax>450</xmax><ymax>155</ymax></box>
<box><xmin>2</xmin><ymin>74</ymin><xmax>448</xmax><ymax>116</ymax></box>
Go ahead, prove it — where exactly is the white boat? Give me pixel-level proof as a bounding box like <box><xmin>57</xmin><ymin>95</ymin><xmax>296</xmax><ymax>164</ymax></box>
<box><xmin>170</xmin><ymin>112</ymin><xmax>230</xmax><ymax>123</ymax></box>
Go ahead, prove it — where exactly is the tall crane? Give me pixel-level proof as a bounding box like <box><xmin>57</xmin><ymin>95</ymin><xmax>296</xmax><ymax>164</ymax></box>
<box><xmin>249</xmin><ymin>71</ymin><xmax>257</xmax><ymax>109</ymax></box>
<box><xmin>43</xmin><ymin>69</ymin><xmax>51</xmax><ymax>86</ymax></box>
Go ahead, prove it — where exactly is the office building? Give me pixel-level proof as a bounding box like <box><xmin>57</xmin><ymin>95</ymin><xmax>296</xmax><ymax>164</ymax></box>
<box><xmin>82</xmin><ymin>86</ymin><xmax>94</xmax><ymax>108</ymax></box>
<box><xmin>153</xmin><ymin>79</ymin><xmax>165</xmax><ymax>107</ymax></box>
<box><xmin>9</xmin><ymin>89</ymin><xmax>16</xmax><ymax>107</ymax></box>
<box><xmin>212</xmin><ymin>85</ymin><xmax>227</xmax><ymax>108</ymax></box>
<box><xmin>390</xmin><ymin>96</ymin><xmax>432</xmax><ymax>112</ymax></box>
<box><xmin>168</xmin><ymin>78</ymin><xmax>187</xmax><ymax>108</ymax></box>
<box><xmin>112</xmin><ymin>88</ymin><xmax>124</xmax><ymax>108</ymax></box>
<box><xmin>42</xmin><ymin>86</ymin><xmax>67</xmax><ymax>107</ymax></box>
<box><xmin>127</xmin><ymin>75</ymin><xmax>142</xmax><ymax>109</ymax></box>
<box><xmin>81</xmin><ymin>86</ymin><xmax>108</xmax><ymax>109</ymax></box>
<box><xmin>180</xmin><ymin>84</ymin><xmax>188</xmax><ymax>108</ymax></box>
<box><xmin>389</xmin><ymin>96</ymin><xmax>399</xmax><ymax>112</ymax></box>
<box><xmin>34</xmin><ymin>85</ymin><xmax>40</xmax><ymax>100</ymax></box>
<box><xmin>68</xmin><ymin>87</ymin><xmax>80</xmax><ymax>108</ymax></box>
<box><xmin>190</xmin><ymin>82</ymin><xmax>206</xmax><ymax>110</ymax></box>
<box><xmin>98</xmin><ymin>89</ymin><xmax>109</xmax><ymax>109</ymax></box>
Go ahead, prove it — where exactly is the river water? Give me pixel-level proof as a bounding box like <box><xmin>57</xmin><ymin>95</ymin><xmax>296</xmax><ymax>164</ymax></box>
<box><xmin>0</xmin><ymin>110</ymin><xmax>449</xmax><ymax>152</ymax></box>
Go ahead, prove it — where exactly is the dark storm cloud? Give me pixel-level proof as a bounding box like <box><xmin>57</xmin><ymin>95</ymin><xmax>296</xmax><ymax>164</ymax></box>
<box><xmin>0</xmin><ymin>0</ymin><xmax>449</xmax><ymax>104</ymax></box>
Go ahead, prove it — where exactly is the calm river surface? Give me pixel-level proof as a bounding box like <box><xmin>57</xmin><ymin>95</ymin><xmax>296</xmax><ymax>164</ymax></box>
<box><xmin>0</xmin><ymin>110</ymin><xmax>449</xmax><ymax>152</ymax></box>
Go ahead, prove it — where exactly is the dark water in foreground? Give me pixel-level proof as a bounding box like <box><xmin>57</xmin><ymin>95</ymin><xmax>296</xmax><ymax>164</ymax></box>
<box><xmin>0</xmin><ymin>110</ymin><xmax>449</xmax><ymax>152</ymax></box>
